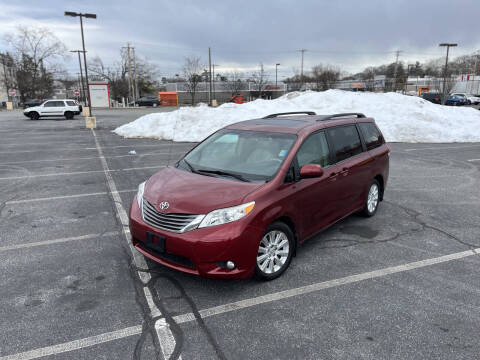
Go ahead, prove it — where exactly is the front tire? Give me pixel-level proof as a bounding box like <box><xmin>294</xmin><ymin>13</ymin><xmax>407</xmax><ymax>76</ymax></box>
<box><xmin>362</xmin><ymin>180</ymin><xmax>380</xmax><ymax>217</ymax></box>
<box><xmin>29</xmin><ymin>112</ymin><xmax>39</xmax><ymax>120</ymax></box>
<box><xmin>255</xmin><ymin>222</ymin><xmax>294</xmax><ymax>280</ymax></box>
<box><xmin>65</xmin><ymin>111</ymin><xmax>74</xmax><ymax>120</ymax></box>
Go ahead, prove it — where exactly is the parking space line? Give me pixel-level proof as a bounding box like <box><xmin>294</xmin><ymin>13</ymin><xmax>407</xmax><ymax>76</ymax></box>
<box><xmin>5</xmin><ymin>190</ymin><xmax>136</xmax><ymax>204</ymax></box>
<box><xmin>0</xmin><ymin>231</ymin><xmax>118</xmax><ymax>253</ymax></box>
<box><xmin>171</xmin><ymin>246</ymin><xmax>480</xmax><ymax>324</ymax></box>
<box><xmin>467</xmin><ymin>158</ymin><xmax>480</xmax><ymax>162</ymax></box>
<box><xmin>0</xmin><ymin>325</ymin><xmax>142</xmax><ymax>360</ymax></box>
<box><xmin>0</xmin><ymin>152</ymin><xmax>185</xmax><ymax>166</ymax></box>
<box><xmin>91</xmin><ymin>129</ymin><xmax>179</xmax><ymax>360</ymax></box>
<box><xmin>3</xmin><ymin>246</ymin><xmax>478</xmax><ymax>360</ymax></box>
<box><xmin>0</xmin><ymin>166</ymin><xmax>163</xmax><ymax>181</ymax></box>
<box><xmin>0</xmin><ymin>143</ymin><xmax>180</xmax><ymax>155</ymax></box>
<box><xmin>404</xmin><ymin>144</ymin><xmax>480</xmax><ymax>152</ymax></box>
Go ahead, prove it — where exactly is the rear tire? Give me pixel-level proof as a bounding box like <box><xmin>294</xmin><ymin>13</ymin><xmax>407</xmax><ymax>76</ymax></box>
<box><xmin>362</xmin><ymin>180</ymin><xmax>380</xmax><ymax>217</ymax></box>
<box><xmin>29</xmin><ymin>112</ymin><xmax>39</xmax><ymax>120</ymax></box>
<box><xmin>65</xmin><ymin>111</ymin><xmax>74</xmax><ymax>120</ymax></box>
<box><xmin>255</xmin><ymin>222</ymin><xmax>294</xmax><ymax>280</ymax></box>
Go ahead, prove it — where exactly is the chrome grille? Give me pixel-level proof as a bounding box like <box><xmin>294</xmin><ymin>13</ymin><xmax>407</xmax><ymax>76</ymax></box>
<box><xmin>142</xmin><ymin>199</ymin><xmax>200</xmax><ymax>233</ymax></box>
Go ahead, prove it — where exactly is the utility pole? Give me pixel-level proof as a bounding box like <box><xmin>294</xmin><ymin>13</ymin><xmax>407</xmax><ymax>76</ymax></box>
<box><xmin>298</xmin><ymin>49</ymin><xmax>307</xmax><ymax>89</ymax></box>
<box><xmin>392</xmin><ymin>50</ymin><xmax>402</xmax><ymax>92</ymax></box>
<box><xmin>439</xmin><ymin>43</ymin><xmax>457</xmax><ymax>104</ymax></box>
<box><xmin>132</xmin><ymin>47</ymin><xmax>138</xmax><ymax>101</ymax></box>
<box><xmin>208</xmin><ymin>47</ymin><xmax>212</xmax><ymax>106</ymax></box>
<box><xmin>70</xmin><ymin>50</ymin><xmax>86</xmax><ymax>103</ymax></box>
<box><xmin>64</xmin><ymin>11</ymin><xmax>97</xmax><ymax>115</ymax></box>
<box><xmin>123</xmin><ymin>43</ymin><xmax>135</xmax><ymax>105</ymax></box>
<box><xmin>275</xmin><ymin>63</ymin><xmax>280</xmax><ymax>87</ymax></box>
<box><xmin>212</xmin><ymin>64</ymin><xmax>220</xmax><ymax>101</ymax></box>
<box><xmin>405</xmin><ymin>64</ymin><xmax>414</xmax><ymax>94</ymax></box>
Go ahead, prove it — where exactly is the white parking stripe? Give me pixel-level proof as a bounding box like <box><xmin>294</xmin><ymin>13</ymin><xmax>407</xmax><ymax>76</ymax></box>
<box><xmin>0</xmin><ymin>166</ymin><xmax>163</xmax><ymax>181</ymax></box>
<box><xmin>467</xmin><ymin>158</ymin><xmax>480</xmax><ymax>162</ymax></box>
<box><xmin>0</xmin><ymin>325</ymin><xmax>143</xmax><ymax>360</ymax></box>
<box><xmin>91</xmin><ymin>129</ymin><xmax>179</xmax><ymax>360</ymax></box>
<box><xmin>172</xmin><ymin>247</ymin><xmax>480</xmax><ymax>324</ymax></box>
<box><xmin>5</xmin><ymin>190</ymin><xmax>136</xmax><ymax>204</ymax></box>
<box><xmin>0</xmin><ymin>143</ymin><xmax>188</xmax><ymax>155</ymax></box>
<box><xmin>2</xmin><ymin>246</ymin><xmax>478</xmax><ymax>360</ymax></box>
<box><xmin>404</xmin><ymin>144</ymin><xmax>480</xmax><ymax>152</ymax></box>
<box><xmin>0</xmin><ymin>231</ymin><xmax>118</xmax><ymax>252</ymax></box>
<box><xmin>0</xmin><ymin>152</ymin><xmax>184</xmax><ymax>166</ymax></box>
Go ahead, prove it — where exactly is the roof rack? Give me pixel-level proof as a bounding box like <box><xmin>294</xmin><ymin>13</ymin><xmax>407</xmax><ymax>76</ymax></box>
<box><xmin>262</xmin><ymin>111</ymin><xmax>316</xmax><ymax>119</ymax></box>
<box><xmin>319</xmin><ymin>113</ymin><xmax>366</xmax><ymax>121</ymax></box>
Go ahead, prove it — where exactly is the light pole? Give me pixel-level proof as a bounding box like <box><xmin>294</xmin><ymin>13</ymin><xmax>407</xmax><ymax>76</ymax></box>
<box><xmin>405</xmin><ymin>64</ymin><xmax>414</xmax><ymax>94</ymax></box>
<box><xmin>70</xmin><ymin>50</ymin><xmax>86</xmax><ymax>103</ymax></box>
<box><xmin>212</xmin><ymin>64</ymin><xmax>220</xmax><ymax>101</ymax></box>
<box><xmin>65</xmin><ymin>11</ymin><xmax>97</xmax><ymax>115</ymax></box>
<box><xmin>439</xmin><ymin>43</ymin><xmax>457</xmax><ymax>104</ymax></box>
<box><xmin>275</xmin><ymin>63</ymin><xmax>280</xmax><ymax>88</ymax></box>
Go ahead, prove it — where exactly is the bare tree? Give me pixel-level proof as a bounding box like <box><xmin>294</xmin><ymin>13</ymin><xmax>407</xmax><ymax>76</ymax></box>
<box><xmin>311</xmin><ymin>64</ymin><xmax>341</xmax><ymax>91</ymax></box>
<box><xmin>225</xmin><ymin>70</ymin><xmax>244</xmax><ymax>95</ymax></box>
<box><xmin>5</xmin><ymin>26</ymin><xmax>66</xmax><ymax>100</ymax></box>
<box><xmin>250</xmin><ymin>63</ymin><xmax>269</xmax><ymax>98</ymax></box>
<box><xmin>182</xmin><ymin>56</ymin><xmax>203</xmax><ymax>105</ymax></box>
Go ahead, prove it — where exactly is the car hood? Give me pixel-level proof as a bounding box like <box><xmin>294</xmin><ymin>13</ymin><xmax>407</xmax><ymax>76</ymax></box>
<box><xmin>24</xmin><ymin>106</ymin><xmax>40</xmax><ymax>111</ymax></box>
<box><xmin>143</xmin><ymin>166</ymin><xmax>265</xmax><ymax>214</ymax></box>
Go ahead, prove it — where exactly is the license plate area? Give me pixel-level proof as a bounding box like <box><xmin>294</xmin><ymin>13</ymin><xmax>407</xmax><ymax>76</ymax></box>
<box><xmin>145</xmin><ymin>232</ymin><xmax>165</xmax><ymax>253</ymax></box>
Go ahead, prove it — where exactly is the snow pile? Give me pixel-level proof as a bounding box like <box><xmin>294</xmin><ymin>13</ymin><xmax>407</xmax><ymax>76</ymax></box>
<box><xmin>114</xmin><ymin>90</ymin><xmax>480</xmax><ymax>143</ymax></box>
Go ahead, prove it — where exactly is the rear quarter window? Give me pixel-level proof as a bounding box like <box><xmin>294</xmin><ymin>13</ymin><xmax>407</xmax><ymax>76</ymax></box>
<box><xmin>327</xmin><ymin>125</ymin><xmax>363</xmax><ymax>162</ymax></box>
<box><xmin>358</xmin><ymin>122</ymin><xmax>384</xmax><ymax>150</ymax></box>
<box><xmin>66</xmin><ymin>101</ymin><xmax>76</xmax><ymax>106</ymax></box>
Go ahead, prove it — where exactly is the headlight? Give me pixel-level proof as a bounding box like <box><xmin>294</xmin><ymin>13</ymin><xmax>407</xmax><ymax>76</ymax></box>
<box><xmin>137</xmin><ymin>181</ymin><xmax>146</xmax><ymax>208</ymax></box>
<box><xmin>198</xmin><ymin>201</ymin><xmax>255</xmax><ymax>228</ymax></box>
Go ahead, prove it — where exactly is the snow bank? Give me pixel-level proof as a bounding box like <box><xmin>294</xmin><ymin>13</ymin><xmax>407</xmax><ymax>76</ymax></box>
<box><xmin>113</xmin><ymin>90</ymin><xmax>480</xmax><ymax>143</ymax></box>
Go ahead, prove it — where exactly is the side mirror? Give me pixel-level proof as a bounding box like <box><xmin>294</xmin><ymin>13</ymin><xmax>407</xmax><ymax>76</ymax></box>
<box><xmin>300</xmin><ymin>164</ymin><xmax>324</xmax><ymax>178</ymax></box>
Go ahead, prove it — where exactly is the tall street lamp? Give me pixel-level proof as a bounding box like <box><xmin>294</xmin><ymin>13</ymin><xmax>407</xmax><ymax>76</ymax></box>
<box><xmin>275</xmin><ymin>63</ymin><xmax>280</xmax><ymax>87</ymax></box>
<box><xmin>439</xmin><ymin>43</ymin><xmax>457</xmax><ymax>104</ymax></box>
<box><xmin>65</xmin><ymin>11</ymin><xmax>97</xmax><ymax>115</ymax></box>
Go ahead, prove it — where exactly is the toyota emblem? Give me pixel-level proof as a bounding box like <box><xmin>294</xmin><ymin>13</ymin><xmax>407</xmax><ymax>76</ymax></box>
<box><xmin>159</xmin><ymin>201</ymin><xmax>170</xmax><ymax>211</ymax></box>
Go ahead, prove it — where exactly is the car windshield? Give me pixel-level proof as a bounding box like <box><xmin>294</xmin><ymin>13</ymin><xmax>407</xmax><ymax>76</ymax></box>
<box><xmin>179</xmin><ymin>129</ymin><xmax>297</xmax><ymax>182</ymax></box>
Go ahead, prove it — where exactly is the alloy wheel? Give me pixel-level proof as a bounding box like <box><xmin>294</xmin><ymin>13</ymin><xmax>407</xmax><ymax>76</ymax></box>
<box><xmin>367</xmin><ymin>183</ymin><xmax>379</xmax><ymax>213</ymax></box>
<box><xmin>256</xmin><ymin>230</ymin><xmax>290</xmax><ymax>275</ymax></box>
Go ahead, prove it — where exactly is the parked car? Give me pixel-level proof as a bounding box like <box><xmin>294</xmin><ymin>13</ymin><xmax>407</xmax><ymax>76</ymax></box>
<box><xmin>445</xmin><ymin>95</ymin><xmax>468</xmax><ymax>106</ymax></box>
<box><xmin>23</xmin><ymin>99</ymin><xmax>81</xmax><ymax>120</ymax></box>
<box><xmin>136</xmin><ymin>96</ymin><xmax>161</xmax><ymax>107</ymax></box>
<box><xmin>23</xmin><ymin>99</ymin><xmax>43</xmax><ymax>109</ymax></box>
<box><xmin>420</xmin><ymin>92</ymin><xmax>442</xmax><ymax>104</ymax></box>
<box><xmin>129</xmin><ymin>112</ymin><xmax>390</xmax><ymax>280</ymax></box>
<box><xmin>450</xmin><ymin>93</ymin><xmax>480</xmax><ymax>105</ymax></box>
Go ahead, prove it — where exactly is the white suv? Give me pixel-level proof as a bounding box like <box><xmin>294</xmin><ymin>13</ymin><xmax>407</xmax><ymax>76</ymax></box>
<box><xmin>23</xmin><ymin>99</ymin><xmax>81</xmax><ymax>120</ymax></box>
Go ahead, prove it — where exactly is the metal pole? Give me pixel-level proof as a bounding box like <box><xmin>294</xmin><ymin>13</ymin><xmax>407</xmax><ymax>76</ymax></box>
<box><xmin>75</xmin><ymin>51</ymin><xmax>86</xmax><ymax>103</ymax></box>
<box><xmin>208</xmin><ymin>47</ymin><xmax>212</xmax><ymax>106</ymax></box>
<box><xmin>442</xmin><ymin>46</ymin><xmax>450</xmax><ymax>104</ymax></box>
<box><xmin>275</xmin><ymin>64</ymin><xmax>278</xmax><ymax>87</ymax></box>
<box><xmin>132</xmin><ymin>47</ymin><xmax>138</xmax><ymax>101</ymax></box>
<box><xmin>79</xmin><ymin>15</ymin><xmax>92</xmax><ymax>115</ymax></box>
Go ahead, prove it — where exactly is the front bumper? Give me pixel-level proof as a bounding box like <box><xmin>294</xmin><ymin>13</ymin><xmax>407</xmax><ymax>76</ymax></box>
<box><xmin>129</xmin><ymin>196</ymin><xmax>263</xmax><ymax>279</ymax></box>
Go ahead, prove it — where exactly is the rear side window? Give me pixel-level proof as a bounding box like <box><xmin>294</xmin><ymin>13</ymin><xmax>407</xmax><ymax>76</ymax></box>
<box><xmin>66</xmin><ymin>101</ymin><xmax>76</xmax><ymax>106</ymax></box>
<box><xmin>358</xmin><ymin>122</ymin><xmax>384</xmax><ymax>150</ymax></box>
<box><xmin>296</xmin><ymin>131</ymin><xmax>331</xmax><ymax>168</ymax></box>
<box><xmin>327</xmin><ymin>125</ymin><xmax>362</xmax><ymax>162</ymax></box>
<box><xmin>45</xmin><ymin>101</ymin><xmax>65</xmax><ymax>107</ymax></box>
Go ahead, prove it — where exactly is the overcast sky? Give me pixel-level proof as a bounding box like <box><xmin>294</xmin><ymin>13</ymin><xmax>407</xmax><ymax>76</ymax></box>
<box><xmin>1</xmin><ymin>0</ymin><xmax>479</xmax><ymax>80</ymax></box>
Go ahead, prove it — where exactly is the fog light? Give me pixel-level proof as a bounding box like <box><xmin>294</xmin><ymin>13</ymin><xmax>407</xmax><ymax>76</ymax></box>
<box><xmin>226</xmin><ymin>261</ymin><xmax>236</xmax><ymax>270</ymax></box>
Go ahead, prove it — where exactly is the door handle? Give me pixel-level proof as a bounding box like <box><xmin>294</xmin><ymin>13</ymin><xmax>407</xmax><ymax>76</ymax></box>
<box><xmin>339</xmin><ymin>167</ymin><xmax>349</xmax><ymax>176</ymax></box>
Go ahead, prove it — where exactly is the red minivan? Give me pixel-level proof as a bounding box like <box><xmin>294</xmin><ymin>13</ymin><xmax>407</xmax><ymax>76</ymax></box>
<box><xmin>129</xmin><ymin>112</ymin><xmax>389</xmax><ymax>280</ymax></box>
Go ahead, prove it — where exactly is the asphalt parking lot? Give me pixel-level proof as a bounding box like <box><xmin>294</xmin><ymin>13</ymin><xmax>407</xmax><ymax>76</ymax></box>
<box><xmin>0</xmin><ymin>108</ymin><xmax>479</xmax><ymax>360</ymax></box>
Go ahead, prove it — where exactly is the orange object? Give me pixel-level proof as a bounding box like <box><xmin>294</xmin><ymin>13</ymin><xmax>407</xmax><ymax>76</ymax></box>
<box><xmin>230</xmin><ymin>94</ymin><xmax>245</xmax><ymax>104</ymax></box>
<box><xmin>158</xmin><ymin>91</ymin><xmax>178</xmax><ymax>106</ymax></box>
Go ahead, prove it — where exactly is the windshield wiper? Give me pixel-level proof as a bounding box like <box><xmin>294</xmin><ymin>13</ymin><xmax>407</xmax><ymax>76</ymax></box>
<box><xmin>196</xmin><ymin>169</ymin><xmax>250</xmax><ymax>182</ymax></box>
<box><xmin>182</xmin><ymin>159</ymin><xmax>200</xmax><ymax>174</ymax></box>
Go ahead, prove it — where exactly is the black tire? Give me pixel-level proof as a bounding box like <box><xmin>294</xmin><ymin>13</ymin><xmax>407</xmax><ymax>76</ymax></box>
<box><xmin>255</xmin><ymin>221</ymin><xmax>294</xmax><ymax>280</ymax></box>
<box><xmin>29</xmin><ymin>112</ymin><xmax>39</xmax><ymax>120</ymax></box>
<box><xmin>362</xmin><ymin>179</ymin><xmax>380</xmax><ymax>217</ymax></box>
<box><xmin>65</xmin><ymin>111</ymin><xmax>74</xmax><ymax>120</ymax></box>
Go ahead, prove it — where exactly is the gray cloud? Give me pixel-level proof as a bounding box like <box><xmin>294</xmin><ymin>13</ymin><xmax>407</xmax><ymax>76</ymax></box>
<box><xmin>1</xmin><ymin>0</ymin><xmax>479</xmax><ymax>78</ymax></box>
